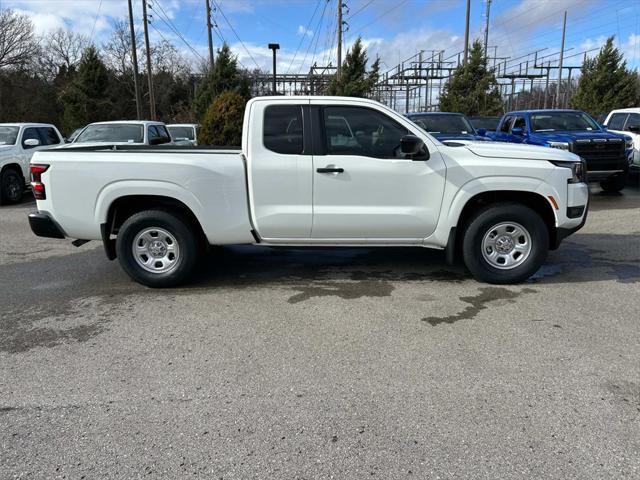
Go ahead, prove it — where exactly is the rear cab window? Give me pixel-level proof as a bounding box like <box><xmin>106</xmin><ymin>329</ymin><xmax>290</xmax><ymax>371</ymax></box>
<box><xmin>263</xmin><ymin>105</ymin><xmax>304</xmax><ymax>154</ymax></box>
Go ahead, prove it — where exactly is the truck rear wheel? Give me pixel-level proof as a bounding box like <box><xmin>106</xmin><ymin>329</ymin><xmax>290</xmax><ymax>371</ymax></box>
<box><xmin>0</xmin><ymin>169</ymin><xmax>24</xmax><ymax>205</ymax></box>
<box><xmin>462</xmin><ymin>203</ymin><xmax>549</xmax><ymax>284</ymax></box>
<box><xmin>116</xmin><ymin>210</ymin><xmax>200</xmax><ymax>287</ymax></box>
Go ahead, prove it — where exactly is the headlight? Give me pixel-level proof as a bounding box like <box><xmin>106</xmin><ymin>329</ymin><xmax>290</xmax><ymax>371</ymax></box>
<box><xmin>548</xmin><ymin>141</ymin><xmax>570</xmax><ymax>150</ymax></box>
<box><xmin>625</xmin><ymin>138</ymin><xmax>633</xmax><ymax>149</ymax></box>
<box><xmin>550</xmin><ymin>160</ymin><xmax>587</xmax><ymax>184</ymax></box>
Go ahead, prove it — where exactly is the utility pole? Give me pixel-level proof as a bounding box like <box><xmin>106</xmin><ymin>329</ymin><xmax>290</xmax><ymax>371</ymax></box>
<box><xmin>554</xmin><ymin>11</ymin><xmax>567</xmax><ymax>109</ymax></box>
<box><xmin>268</xmin><ymin>43</ymin><xmax>280</xmax><ymax>95</ymax></box>
<box><xmin>141</xmin><ymin>0</ymin><xmax>156</xmax><ymax>120</ymax></box>
<box><xmin>127</xmin><ymin>0</ymin><xmax>143</xmax><ymax>120</ymax></box>
<box><xmin>205</xmin><ymin>0</ymin><xmax>215</xmax><ymax>68</ymax></box>
<box><xmin>483</xmin><ymin>0</ymin><xmax>492</xmax><ymax>58</ymax></box>
<box><xmin>337</xmin><ymin>0</ymin><xmax>343</xmax><ymax>77</ymax></box>
<box><xmin>463</xmin><ymin>0</ymin><xmax>471</xmax><ymax>64</ymax></box>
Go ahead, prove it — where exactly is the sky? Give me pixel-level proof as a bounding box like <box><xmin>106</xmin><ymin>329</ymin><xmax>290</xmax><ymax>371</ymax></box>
<box><xmin>2</xmin><ymin>0</ymin><xmax>640</xmax><ymax>77</ymax></box>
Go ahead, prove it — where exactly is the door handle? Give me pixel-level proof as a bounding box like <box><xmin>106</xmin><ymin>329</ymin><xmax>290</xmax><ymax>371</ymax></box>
<box><xmin>316</xmin><ymin>167</ymin><xmax>344</xmax><ymax>174</ymax></box>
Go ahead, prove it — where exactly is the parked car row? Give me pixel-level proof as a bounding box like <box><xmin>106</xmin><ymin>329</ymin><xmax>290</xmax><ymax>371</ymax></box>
<box><xmin>405</xmin><ymin>107</ymin><xmax>638</xmax><ymax>193</ymax></box>
<box><xmin>0</xmin><ymin>120</ymin><xmax>199</xmax><ymax>204</ymax></box>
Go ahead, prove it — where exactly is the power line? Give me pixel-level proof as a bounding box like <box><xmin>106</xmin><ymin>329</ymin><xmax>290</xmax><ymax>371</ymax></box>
<box><xmin>349</xmin><ymin>0</ymin><xmax>409</xmax><ymax>37</ymax></box>
<box><xmin>89</xmin><ymin>0</ymin><xmax>103</xmax><ymax>42</ymax></box>
<box><xmin>347</xmin><ymin>0</ymin><xmax>375</xmax><ymax>21</ymax></box>
<box><xmin>299</xmin><ymin>0</ymin><xmax>330</xmax><ymax>73</ymax></box>
<box><xmin>149</xmin><ymin>0</ymin><xmax>207</xmax><ymax>63</ymax></box>
<box><xmin>211</xmin><ymin>0</ymin><xmax>261</xmax><ymax>70</ymax></box>
<box><xmin>286</xmin><ymin>0</ymin><xmax>323</xmax><ymax>74</ymax></box>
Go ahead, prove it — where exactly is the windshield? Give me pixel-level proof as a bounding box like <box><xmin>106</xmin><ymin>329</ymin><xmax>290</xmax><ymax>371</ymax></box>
<box><xmin>0</xmin><ymin>126</ymin><xmax>19</xmax><ymax>145</ymax></box>
<box><xmin>531</xmin><ymin>112</ymin><xmax>600</xmax><ymax>132</ymax></box>
<box><xmin>167</xmin><ymin>126</ymin><xmax>194</xmax><ymax>140</ymax></box>
<box><xmin>75</xmin><ymin>124</ymin><xmax>144</xmax><ymax>143</ymax></box>
<box><xmin>409</xmin><ymin>114</ymin><xmax>475</xmax><ymax>135</ymax></box>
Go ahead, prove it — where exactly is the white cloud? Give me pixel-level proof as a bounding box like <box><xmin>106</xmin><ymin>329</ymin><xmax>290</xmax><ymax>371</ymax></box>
<box><xmin>297</xmin><ymin>25</ymin><xmax>313</xmax><ymax>38</ymax></box>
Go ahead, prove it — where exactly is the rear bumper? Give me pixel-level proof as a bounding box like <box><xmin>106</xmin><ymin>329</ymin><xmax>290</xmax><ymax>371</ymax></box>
<box><xmin>28</xmin><ymin>211</ymin><xmax>65</xmax><ymax>239</ymax></box>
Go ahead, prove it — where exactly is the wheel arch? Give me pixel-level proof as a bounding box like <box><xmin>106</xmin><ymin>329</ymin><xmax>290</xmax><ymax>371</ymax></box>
<box><xmin>102</xmin><ymin>194</ymin><xmax>208</xmax><ymax>260</ymax></box>
<box><xmin>445</xmin><ymin>189</ymin><xmax>558</xmax><ymax>263</ymax></box>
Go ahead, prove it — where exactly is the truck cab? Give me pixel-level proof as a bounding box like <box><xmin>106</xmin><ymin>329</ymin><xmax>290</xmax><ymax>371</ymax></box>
<box><xmin>486</xmin><ymin>110</ymin><xmax>630</xmax><ymax>192</ymax></box>
<box><xmin>0</xmin><ymin>123</ymin><xmax>64</xmax><ymax>204</ymax></box>
<box><xmin>603</xmin><ymin>108</ymin><xmax>640</xmax><ymax>174</ymax></box>
<box><xmin>69</xmin><ymin>121</ymin><xmax>187</xmax><ymax>147</ymax></box>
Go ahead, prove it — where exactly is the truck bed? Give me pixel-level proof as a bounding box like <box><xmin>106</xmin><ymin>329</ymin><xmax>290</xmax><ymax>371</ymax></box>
<box><xmin>32</xmin><ymin>147</ymin><xmax>254</xmax><ymax>244</ymax></box>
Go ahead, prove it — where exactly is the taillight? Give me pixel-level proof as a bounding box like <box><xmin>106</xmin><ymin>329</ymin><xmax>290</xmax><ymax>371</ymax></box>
<box><xmin>30</xmin><ymin>164</ymin><xmax>49</xmax><ymax>200</ymax></box>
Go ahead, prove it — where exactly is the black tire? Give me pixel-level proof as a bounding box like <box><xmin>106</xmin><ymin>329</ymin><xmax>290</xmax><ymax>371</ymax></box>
<box><xmin>600</xmin><ymin>174</ymin><xmax>627</xmax><ymax>193</ymax></box>
<box><xmin>462</xmin><ymin>203</ymin><xmax>549</xmax><ymax>284</ymax></box>
<box><xmin>115</xmin><ymin>209</ymin><xmax>201</xmax><ymax>287</ymax></box>
<box><xmin>0</xmin><ymin>169</ymin><xmax>24</xmax><ymax>205</ymax></box>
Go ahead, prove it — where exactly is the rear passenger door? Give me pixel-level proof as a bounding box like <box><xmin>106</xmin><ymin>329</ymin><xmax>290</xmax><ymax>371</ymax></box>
<box><xmin>246</xmin><ymin>101</ymin><xmax>313</xmax><ymax>239</ymax></box>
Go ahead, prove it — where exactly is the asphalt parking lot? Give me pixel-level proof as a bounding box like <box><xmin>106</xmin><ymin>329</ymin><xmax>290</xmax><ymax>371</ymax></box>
<box><xmin>1</xmin><ymin>183</ymin><xmax>639</xmax><ymax>479</ymax></box>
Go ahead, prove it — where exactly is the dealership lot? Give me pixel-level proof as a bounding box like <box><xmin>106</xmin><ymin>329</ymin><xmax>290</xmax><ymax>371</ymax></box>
<box><xmin>1</xmin><ymin>185</ymin><xmax>639</xmax><ymax>478</ymax></box>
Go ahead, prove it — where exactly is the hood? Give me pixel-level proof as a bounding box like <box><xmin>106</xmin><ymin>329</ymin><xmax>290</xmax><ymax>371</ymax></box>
<box><xmin>432</xmin><ymin>133</ymin><xmax>489</xmax><ymax>142</ymax></box>
<box><xmin>465</xmin><ymin>141</ymin><xmax>580</xmax><ymax>162</ymax></box>
<box><xmin>529</xmin><ymin>130</ymin><xmax>625</xmax><ymax>142</ymax></box>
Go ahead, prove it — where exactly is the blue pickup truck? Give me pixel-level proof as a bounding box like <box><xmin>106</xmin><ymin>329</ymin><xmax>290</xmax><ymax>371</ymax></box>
<box><xmin>484</xmin><ymin>109</ymin><xmax>631</xmax><ymax>192</ymax></box>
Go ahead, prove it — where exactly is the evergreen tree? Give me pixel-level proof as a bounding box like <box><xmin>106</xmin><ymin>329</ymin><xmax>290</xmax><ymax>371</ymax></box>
<box><xmin>59</xmin><ymin>46</ymin><xmax>113</xmax><ymax>131</ymax></box>
<box><xmin>438</xmin><ymin>40</ymin><xmax>503</xmax><ymax>116</ymax></box>
<box><xmin>197</xmin><ymin>90</ymin><xmax>245</xmax><ymax>146</ymax></box>
<box><xmin>192</xmin><ymin>43</ymin><xmax>249</xmax><ymax>121</ymax></box>
<box><xmin>328</xmin><ymin>37</ymin><xmax>379</xmax><ymax>97</ymax></box>
<box><xmin>571</xmin><ymin>36</ymin><xmax>639</xmax><ymax>117</ymax></box>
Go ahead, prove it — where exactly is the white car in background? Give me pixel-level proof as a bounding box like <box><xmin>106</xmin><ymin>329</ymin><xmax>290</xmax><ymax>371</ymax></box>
<box><xmin>69</xmin><ymin>121</ymin><xmax>191</xmax><ymax>147</ymax></box>
<box><xmin>167</xmin><ymin>124</ymin><xmax>199</xmax><ymax>146</ymax></box>
<box><xmin>0</xmin><ymin>123</ymin><xmax>63</xmax><ymax>204</ymax></box>
<box><xmin>604</xmin><ymin>108</ymin><xmax>640</xmax><ymax>173</ymax></box>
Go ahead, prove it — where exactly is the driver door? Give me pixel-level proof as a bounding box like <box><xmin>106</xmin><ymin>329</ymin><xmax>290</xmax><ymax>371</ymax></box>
<box><xmin>310</xmin><ymin>103</ymin><xmax>446</xmax><ymax>241</ymax></box>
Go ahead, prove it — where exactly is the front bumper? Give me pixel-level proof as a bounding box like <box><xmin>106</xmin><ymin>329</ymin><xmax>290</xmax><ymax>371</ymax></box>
<box><xmin>28</xmin><ymin>211</ymin><xmax>65</xmax><ymax>239</ymax></box>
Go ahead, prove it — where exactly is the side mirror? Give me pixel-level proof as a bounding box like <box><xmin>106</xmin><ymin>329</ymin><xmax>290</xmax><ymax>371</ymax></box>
<box><xmin>600</xmin><ymin>124</ymin><xmax>608</xmax><ymax>131</ymax></box>
<box><xmin>511</xmin><ymin>127</ymin><xmax>525</xmax><ymax>136</ymax></box>
<box><xmin>400</xmin><ymin>134</ymin><xmax>429</xmax><ymax>160</ymax></box>
<box><xmin>477</xmin><ymin>128</ymin><xmax>487</xmax><ymax>136</ymax></box>
<box><xmin>628</xmin><ymin>125</ymin><xmax>640</xmax><ymax>133</ymax></box>
<box><xmin>23</xmin><ymin>138</ymin><xmax>40</xmax><ymax>147</ymax></box>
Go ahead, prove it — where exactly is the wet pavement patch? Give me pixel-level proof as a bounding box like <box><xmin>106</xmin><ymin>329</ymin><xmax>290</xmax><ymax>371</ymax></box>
<box><xmin>0</xmin><ymin>296</ymin><xmax>129</xmax><ymax>354</ymax></box>
<box><xmin>288</xmin><ymin>280</ymin><xmax>395</xmax><ymax>304</ymax></box>
<box><xmin>422</xmin><ymin>287</ymin><xmax>537</xmax><ymax>326</ymax></box>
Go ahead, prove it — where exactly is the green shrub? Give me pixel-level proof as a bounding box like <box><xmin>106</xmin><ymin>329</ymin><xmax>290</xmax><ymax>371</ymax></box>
<box><xmin>197</xmin><ymin>90</ymin><xmax>246</xmax><ymax>146</ymax></box>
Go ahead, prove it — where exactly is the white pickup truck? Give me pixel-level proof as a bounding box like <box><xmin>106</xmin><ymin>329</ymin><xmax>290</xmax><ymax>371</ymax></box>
<box><xmin>28</xmin><ymin>96</ymin><xmax>589</xmax><ymax>286</ymax></box>
<box><xmin>0</xmin><ymin>123</ymin><xmax>64</xmax><ymax>204</ymax></box>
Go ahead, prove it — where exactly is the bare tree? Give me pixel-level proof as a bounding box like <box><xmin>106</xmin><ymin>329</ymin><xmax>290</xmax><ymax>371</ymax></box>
<box><xmin>0</xmin><ymin>9</ymin><xmax>39</xmax><ymax>70</ymax></box>
<box><xmin>103</xmin><ymin>19</ymin><xmax>138</xmax><ymax>77</ymax></box>
<box><xmin>42</xmin><ymin>28</ymin><xmax>91</xmax><ymax>77</ymax></box>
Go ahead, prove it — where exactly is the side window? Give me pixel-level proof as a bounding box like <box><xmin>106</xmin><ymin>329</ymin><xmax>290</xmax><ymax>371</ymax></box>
<box><xmin>21</xmin><ymin>128</ymin><xmax>41</xmax><ymax>149</ymax></box>
<box><xmin>624</xmin><ymin>113</ymin><xmax>640</xmax><ymax>131</ymax></box>
<box><xmin>38</xmin><ymin>127</ymin><xmax>61</xmax><ymax>146</ymax></box>
<box><xmin>263</xmin><ymin>105</ymin><xmax>304</xmax><ymax>154</ymax></box>
<box><xmin>323</xmin><ymin>106</ymin><xmax>409</xmax><ymax>159</ymax></box>
<box><xmin>150</xmin><ymin>125</ymin><xmax>171</xmax><ymax>144</ymax></box>
<box><xmin>511</xmin><ymin>116</ymin><xmax>526</xmax><ymax>132</ymax></box>
<box><xmin>607</xmin><ymin>113</ymin><xmax>628</xmax><ymax>130</ymax></box>
<box><xmin>500</xmin><ymin>116</ymin><xmax>513</xmax><ymax>133</ymax></box>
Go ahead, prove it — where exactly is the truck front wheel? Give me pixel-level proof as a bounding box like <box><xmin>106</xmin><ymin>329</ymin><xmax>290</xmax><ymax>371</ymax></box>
<box><xmin>0</xmin><ymin>169</ymin><xmax>24</xmax><ymax>205</ymax></box>
<box><xmin>116</xmin><ymin>210</ymin><xmax>200</xmax><ymax>287</ymax></box>
<box><xmin>462</xmin><ymin>204</ymin><xmax>549</xmax><ymax>284</ymax></box>
<box><xmin>600</xmin><ymin>174</ymin><xmax>627</xmax><ymax>193</ymax></box>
